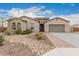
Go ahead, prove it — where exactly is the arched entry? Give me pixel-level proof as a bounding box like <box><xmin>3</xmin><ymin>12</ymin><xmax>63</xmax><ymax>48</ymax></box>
<box><xmin>40</xmin><ymin>24</ymin><xmax>44</xmax><ymax>32</ymax></box>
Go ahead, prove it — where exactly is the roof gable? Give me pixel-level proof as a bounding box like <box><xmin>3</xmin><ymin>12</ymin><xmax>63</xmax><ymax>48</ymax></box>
<box><xmin>19</xmin><ymin>16</ymin><xmax>39</xmax><ymax>22</ymax></box>
<box><xmin>7</xmin><ymin>16</ymin><xmax>39</xmax><ymax>23</ymax></box>
<box><xmin>19</xmin><ymin>16</ymin><xmax>33</xmax><ymax>20</ymax></box>
<box><xmin>45</xmin><ymin>17</ymin><xmax>70</xmax><ymax>23</ymax></box>
<box><xmin>7</xmin><ymin>17</ymin><xmax>27</xmax><ymax>22</ymax></box>
<box><xmin>50</xmin><ymin>17</ymin><xmax>70</xmax><ymax>22</ymax></box>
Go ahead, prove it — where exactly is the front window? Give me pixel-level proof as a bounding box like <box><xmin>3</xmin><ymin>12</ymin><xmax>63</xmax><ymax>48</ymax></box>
<box><xmin>31</xmin><ymin>23</ymin><xmax>34</xmax><ymax>30</ymax></box>
<box><xmin>17</xmin><ymin>23</ymin><xmax>21</xmax><ymax>29</ymax></box>
<box><xmin>12</xmin><ymin>22</ymin><xmax>16</xmax><ymax>30</ymax></box>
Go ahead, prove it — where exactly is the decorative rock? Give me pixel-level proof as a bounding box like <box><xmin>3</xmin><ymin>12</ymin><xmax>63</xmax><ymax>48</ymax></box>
<box><xmin>11</xmin><ymin>44</ymin><xmax>15</xmax><ymax>47</ymax></box>
<box><xmin>3</xmin><ymin>34</ymin><xmax>53</xmax><ymax>56</ymax></box>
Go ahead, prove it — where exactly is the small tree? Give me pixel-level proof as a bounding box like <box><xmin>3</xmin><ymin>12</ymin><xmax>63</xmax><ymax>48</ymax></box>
<box><xmin>0</xmin><ymin>36</ymin><xmax>4</xmax><ymax>46</ymax></box>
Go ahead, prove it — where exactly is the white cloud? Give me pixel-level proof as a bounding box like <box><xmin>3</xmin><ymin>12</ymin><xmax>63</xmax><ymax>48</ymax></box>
<box><xmin>0</xmin><ymin>9</ymin><xmax>8</xmax><ymax>13</ymax></box>
<box><xmin>0</xmin><ymin>5</ymin><xmax>79</xmax><ymax>25</ymax></box>
<box><xmin>0</xmin><ymin>9</ymin><xmax>6</xmax><ymax>12</ymax></box>
<box><xmin>42</xmin><ymin>10</ymin><xmax>52</xmax><ymax>15</ymax></box>
<box><xmin>51</xmin><ymin>14</ymin><xmax>79</xmax><ymax>25</ymax></box>
<box><xmin>66</xmin><ymin>14</ymin><xmax>79</xmax><ymax>25</ymax></box>
<box><xmin>7</xmin><ymin>6</ymin><xmax>53</xmax><ymax>18</ymax></box>
<box><xmin>69</xmin><ymin>3</ymin><xmax>75</xmax><ymax>7</ymax></box>
<box><xmin>8</xmin><ymin>8</ymin><xmax>24</xmax><ymax>17</ymax></box>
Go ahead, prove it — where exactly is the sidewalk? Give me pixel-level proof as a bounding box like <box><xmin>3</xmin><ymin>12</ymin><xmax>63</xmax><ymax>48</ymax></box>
<box><xmin>43</xmin><ymin>48</ymin><xmax>79</xmax><ymax>56</ymax></box>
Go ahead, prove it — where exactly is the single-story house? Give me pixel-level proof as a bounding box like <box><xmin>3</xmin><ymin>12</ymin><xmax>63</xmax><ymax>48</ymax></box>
<box><xmin>7</xmin><ymin>16</ymin><xmax>70</xmax><ymax>32</ymax></box>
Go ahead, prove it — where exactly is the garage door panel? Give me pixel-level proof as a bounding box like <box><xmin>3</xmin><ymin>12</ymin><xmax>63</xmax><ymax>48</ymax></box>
<box><xmin>49</xmin><ymin>24</ymin><xmax>65</xmax><ymax>32</ymax></box>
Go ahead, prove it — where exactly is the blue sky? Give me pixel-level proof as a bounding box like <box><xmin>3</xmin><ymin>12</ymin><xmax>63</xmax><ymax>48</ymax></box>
<box><xmin>0</xmin><ymin>3</ymin><xmax>79</xmax><ymax>16</ymax></box>
<box><xmin>0</xmin><ymin>3</ymin><xmax>79</xmax><ymax>24</ymax></box>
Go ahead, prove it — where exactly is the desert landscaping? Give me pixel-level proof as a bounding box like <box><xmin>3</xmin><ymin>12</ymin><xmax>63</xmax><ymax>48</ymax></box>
<box><xmin>0</xmin><ymin>32</ymin><xmax>54</xmax><ymax>56</ymax></box>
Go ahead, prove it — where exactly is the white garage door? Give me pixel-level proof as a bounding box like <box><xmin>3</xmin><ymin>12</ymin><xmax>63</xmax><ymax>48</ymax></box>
<box><xmin>49</xmin><ymin>24</ymin><xmax>65</xmax><ymax>32</ymax></box>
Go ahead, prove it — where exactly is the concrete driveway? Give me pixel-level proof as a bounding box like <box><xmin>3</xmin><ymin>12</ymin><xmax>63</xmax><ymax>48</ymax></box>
<box><xmin>51</xmin><ymin>33</ymin><xmax>79</xmax><ymax>47</ymax></box>
<box><xmin>45</xmin><ymin>33</ymin><xmax>75</xmax><ymax>48</ymax></box>
<box><xmin>43</xmin><ymin>33</ymin><xmax>79</xmax><ymax>56</ymax></box>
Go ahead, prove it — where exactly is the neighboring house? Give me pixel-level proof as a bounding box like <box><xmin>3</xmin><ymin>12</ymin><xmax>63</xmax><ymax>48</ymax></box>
<box><xmin>7</xmin><ymin>16</ymin><xmax>70</xmax><ymax>32</ymax></box>
<box><xmin>71</xmin><ymin>24</ymin><xmax>79</xmax><ymax>32</ymax></box>
<box><xmin>0</xmin><ymin>21</ymin><xmax>8</xmax><ymax>27</ymax></box>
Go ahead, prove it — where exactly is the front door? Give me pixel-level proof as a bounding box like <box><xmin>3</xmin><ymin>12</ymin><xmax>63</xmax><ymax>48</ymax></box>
<box><xmin>40</xmin><ymin>24</ymin><xmax>44</xmax><ymax>32</ymax></box>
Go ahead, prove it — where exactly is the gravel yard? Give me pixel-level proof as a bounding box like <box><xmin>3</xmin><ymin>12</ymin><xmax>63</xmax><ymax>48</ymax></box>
<box><xmin>0</xmin><ymin>42</ymin><xmax>33</xmax><ymax>56</ymax></box>
<box><xmin>0</xmin><ymin>33</ymin><xmax>54</xmax><ymax>56</ymax></box>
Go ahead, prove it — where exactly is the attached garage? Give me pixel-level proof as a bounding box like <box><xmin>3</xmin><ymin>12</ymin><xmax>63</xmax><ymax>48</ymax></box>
<box><xmin>45</xmin><ymin>17</ymin><xmax>70</xmax><ymax>32</ymax></box>
<box><xmin>49</xmin><ymin>24</ymin><xmax>65</xmax><ymax>32</ymax></box>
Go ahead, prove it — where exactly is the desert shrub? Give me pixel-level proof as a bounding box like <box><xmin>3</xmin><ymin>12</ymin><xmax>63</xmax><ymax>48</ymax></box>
<box><xmin>35</xmin><ymin>32</ymin><xmax>43</xmax><ymax>40</ymax></box>
<box><xmin>21</xmin><ymin>29</ymin><xmax>32</xmax><ymax>35</ymax></box>
<box><xmin>0</xmin><ymin>36</ymin><xmax>4</xmax><ymax>45</ymax></box>
<box><xmin>5</xmin><ymin>30</ymin><xmax>11</xmax><ymax>35</ymax></box>
<box><xmin>15</xmin><ymin>29</ymin><xmax>22</xmax><ymax>34</ymax></box>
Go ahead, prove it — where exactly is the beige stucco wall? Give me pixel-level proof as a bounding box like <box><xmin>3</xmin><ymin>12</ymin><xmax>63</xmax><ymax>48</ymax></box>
<box><xmin>7</xmin><ymin>19</ymin><xmax>27</xmax><ymax>32</ymax></box>
<box><xmin>20</xmin><ymin>17</ymin><xmax>39</xmax><ymax>32</ymax></box>
<box><xmin>45</xmin><ymin>19</ymin><xmax>70</xmax><ymax>32</ymax></box>
<box><xmin>7</xmin><ymin>17</ymin><xmax>39</xmax><ymax>32</ymax></box>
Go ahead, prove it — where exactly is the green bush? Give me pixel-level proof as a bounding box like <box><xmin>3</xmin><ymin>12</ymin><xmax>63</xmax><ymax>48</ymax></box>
<box><xmin>21</xmin><ymin>29</ymin><xmax>32</xmax><ymax>35</ymax></box>
<box><xmin>15</xmin><ymin>29</ymin><xmax>22</xmax><ymax>34</ymax></box>
<box><xmin>0</xmin><ymin>36</ymin><xmax>4</xmax><ymax>45</ymax></box>
<box><xmin>5</xmin><ymin>30</ymin><xmax>11</xmax><ymax>35</ymax></box>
